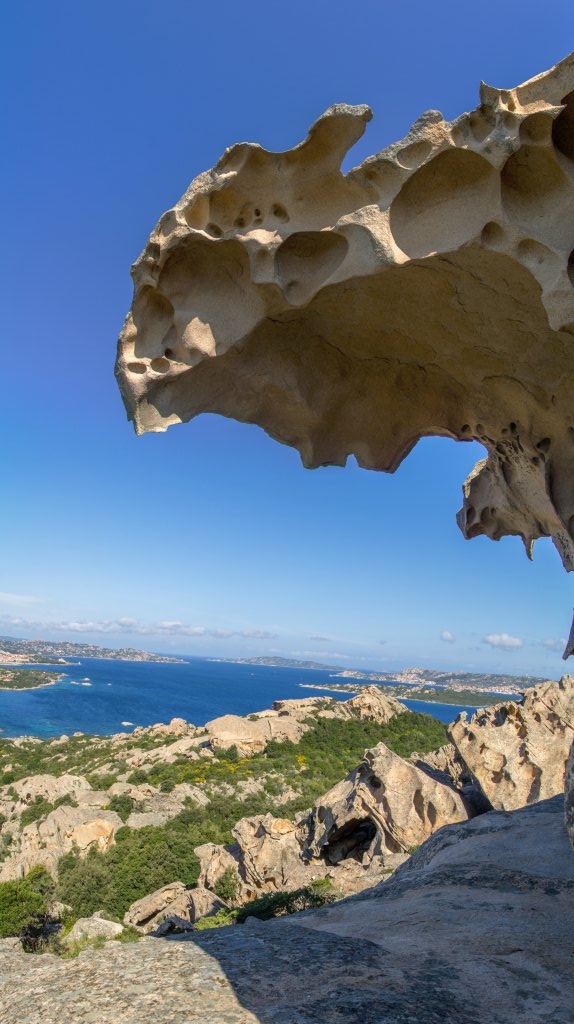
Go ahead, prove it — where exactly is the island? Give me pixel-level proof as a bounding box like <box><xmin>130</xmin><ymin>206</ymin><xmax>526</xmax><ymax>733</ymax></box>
<box><xmin>0</xmin><ymin>668</ymin><xmax>64</xmax><ymax>691</ymax></box>
<box><xmin>0</xmin><ymin>637</ymin><xmax>185</xmax><ymax>664</ymax></box>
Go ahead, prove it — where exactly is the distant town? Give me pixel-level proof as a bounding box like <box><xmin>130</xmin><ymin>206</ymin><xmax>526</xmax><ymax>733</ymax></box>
<box><xmin>0</xmin><ymin>637</ymin><xmax>185</xmax><ymax>665</ymax></box>
<box><xmin>216</xmin><ymin>655</ymin><xmax>543</xmax><ymax>704</ymax></box>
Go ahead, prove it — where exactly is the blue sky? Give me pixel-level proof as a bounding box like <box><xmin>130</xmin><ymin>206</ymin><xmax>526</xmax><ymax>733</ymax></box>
<box><xmin>2</xmin><ymin>0</ymin><xmax>574</xmax><ymax>676</ymax></box>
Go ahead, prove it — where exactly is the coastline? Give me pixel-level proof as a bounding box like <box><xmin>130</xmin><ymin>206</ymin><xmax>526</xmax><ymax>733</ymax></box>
<box><xmin>0</xmin><ymin>678</ymin><xmax>61</xmax><ymax>692</ymax></box>
<box><xmin>297</xmin><ymin>682</ymin><xmax>502</xmax><ymax>710</ymax></box>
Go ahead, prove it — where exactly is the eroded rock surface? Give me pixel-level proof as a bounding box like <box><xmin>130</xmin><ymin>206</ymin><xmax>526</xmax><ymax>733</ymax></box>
<box><xmin>308</xmin><ymin>741</ymin><xmax>470</xmax><ymax>863</ymax></box>
<box><xmin>449</xmin><ymin>675</ymin><xmax>574</xmax><ymax>810</ymax></box>
<box><xmin>117</xmin><ymin>54</ymin><xmax>574</xmax><ymax>595</ymax></box>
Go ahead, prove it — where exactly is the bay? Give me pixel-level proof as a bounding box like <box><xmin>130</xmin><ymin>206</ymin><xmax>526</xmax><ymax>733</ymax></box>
<box><xmin>0</xmin><ymin>657</ymin><xmax>477</xmax><ymax>738</ymax></box>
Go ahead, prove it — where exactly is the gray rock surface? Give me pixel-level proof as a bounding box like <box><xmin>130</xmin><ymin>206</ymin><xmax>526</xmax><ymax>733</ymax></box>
<box><xmin>64</xmin><ymin>914</ymin><xmax>124</xmax><ymax>945</ymax></box>
<box><xmin>0</xmin><ymin>796</ymin><xmax>571</xmax><ymax>1023</ymax></box>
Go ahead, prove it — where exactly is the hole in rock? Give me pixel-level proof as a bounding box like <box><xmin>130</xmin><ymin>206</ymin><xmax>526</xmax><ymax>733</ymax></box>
<box><xmin>272</xmin><ymin>203</ymin><xmax>289</xmax><ymax>222</ymax></box>
<box><xmin>568</xmin><ymin>250</ymin><xmax>574</xmax><ymax>286</ymax></box>
<box><xmin>150</xmin><ymin>357</ymin><xmax>170</xmax><ymax>374</ymax></box>
<box><xmin>501</xmin><ymin>145</ymin><xmax>572</xmax><ymax>248</ymax></box>
<box><xmin>520</xmin><ymin>112</ymin><xmax>554</xmax><ymax>145</ymax></box>
<box><xmin>396</xmin><ymin>140</ymin><xmax>432</xmax><ymax>170</ymax></box>
<box><xmin>468</xmin><ymin>110</ymin><xmax>493</xmax><ymax>143</ymax></box>
<box><xmin>390</xmin><ymin>149</ymin><xmax>498</xmax><ymax>258</ymax></box>
<box><xmin>481</xmin><ymin>222</ymin><xmax>506</xmax><ymax>250</ymax></box>
<box><xmin>276</xmin><ymin>231</ymin><xmax>348</xmax><ymax>304</ymax></box>
<box><xmin>552</xmin><ymin>91</ymin><xmax>574</xmax><ymax>160</ymax></box>
<box><xmin>321</xmin><ymin>817</ymin><xmax>377</xmax><ymax>866</ymax></box>
<box><xmin>184</xmin><ymin>196</ymin><xmax>209</xmax><ymax>230</ymax></box>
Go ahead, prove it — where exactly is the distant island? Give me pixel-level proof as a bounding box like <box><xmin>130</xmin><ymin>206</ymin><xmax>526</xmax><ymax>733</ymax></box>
<box><xmin>0</xmin><ymin>637</ymin><xmax>185</xmax><ymax>665</ymax></box>
<box><xmin>212</xmin><ymin>656</ymin><xmax>337</xmax><ymax>671</ymax></box>
<box><xmin>0</xmin><ymin>667</ymin><xmax>64</xmax><ymax>691</ymax></box>
<box><xmin>331</xmin><ymin>666</ymin><xmax>542</xmax><ymax>696</ymax></box>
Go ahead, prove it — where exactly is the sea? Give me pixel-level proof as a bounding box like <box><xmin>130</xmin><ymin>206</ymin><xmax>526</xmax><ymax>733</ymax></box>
<box><xmin>0</xmin><ymin>657</ymin><xmax>479</xmax><ymax>739</ymax></box>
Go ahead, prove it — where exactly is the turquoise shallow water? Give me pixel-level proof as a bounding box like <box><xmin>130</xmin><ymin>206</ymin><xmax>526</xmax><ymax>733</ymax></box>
<box><xmin>0</xmin><ymin>657</ymin><xmax>478</xmax><ymax>738</ymax></box>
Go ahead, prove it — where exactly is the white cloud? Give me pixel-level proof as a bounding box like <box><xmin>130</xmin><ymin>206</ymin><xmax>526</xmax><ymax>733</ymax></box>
<box><xmin>0</xmin><ymin>616</ymin><xmax>277</xmax><ymax>641</ymax></box>
<box><xmin>242</xmin><ymin>629</ymin><xmax>278</xmax><ymax>639</ymax></box>
<box><xmin>540</xmin><ymin>637</ymin><xmax>566</xmax><ymax>653</ymax></box>
<box><xmin>483</xmin><ymin>632</ymin><xmax>523</xmax><ymax>650</ymax></box>
<box><xmin>440</xmin><ymin>630</ymin><xmax>455</xmax><ymax>643</ymax></box>
<box><xmin>308</xmin><ymin>635</ymin><xmax>332</xmax><ymax>642</ymax></box>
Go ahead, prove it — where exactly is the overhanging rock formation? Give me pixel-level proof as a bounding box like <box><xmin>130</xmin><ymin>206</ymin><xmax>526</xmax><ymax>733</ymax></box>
<box><xmin>117</xmin><ymin>53</ymin><xmax>574</xmax><ymax>634</ymax></box>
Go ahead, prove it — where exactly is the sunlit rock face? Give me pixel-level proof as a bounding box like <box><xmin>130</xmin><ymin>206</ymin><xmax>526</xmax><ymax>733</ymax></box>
<box><xmin>117</xmin><ymin>55</ymin><xmax>574</xmax><ymax>598</ymax></box>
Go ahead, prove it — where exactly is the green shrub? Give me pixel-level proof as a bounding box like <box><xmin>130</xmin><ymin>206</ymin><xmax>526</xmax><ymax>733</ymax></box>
<box><xmin>107</xmin><ymin>794</ymin><xmax>134</xmax><ymax>822</ymax></box>
<box><xmin>20</xmin><ymin>797</ymin><xmax>54</xmax><ymax>827</ymax></box>
<box><xmin>194</xmin><ymin>907</ymin><xmax>238</xmax><ymax>930</ymax></box>
<box><xmin>0</xmin><ymin>866</ymin><xmax>55</xmax><ymax>938</ymax></box>
<box><xmin>86</xmin><ymin>772</ymin><xmax>118</xmax><ymax>791</ymax></box>
<box><xmin>236</xmin><ymin>880</ymin><xmax>339</xmax><ymax>923</ymax></box>
<box><xmin>213</xmin><ymin>867</ymin><xmax>240</xmax><ymax>904</ymax></box>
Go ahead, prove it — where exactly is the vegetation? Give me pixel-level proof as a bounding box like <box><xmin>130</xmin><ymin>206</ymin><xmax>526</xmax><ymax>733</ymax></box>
<box><xmin>213</xmin><ymin>867</ymin><xmax>240</xmax><ymax>904</ymax></box>
<box><xmin>50</xmin><ymin>712</ymin><xmax>445</xmax><ymax>922</ymax></box>
<box><xmin>194</xmin><ymin>878</ymin><xmax>340</xmax><ymax>930</ymax></box>
<box><xmin>0</xmin><ymin>866</ymin><xmax>55</xmax><ymax>939</ymax></box>
<box><xmin>0</xmin><ymin>707</ymin><xmax>447</xmax><ymax>942</ymax></box>
<box><xmin>19</xmin><ymin>793</ymin><xmax>77</xmax><ymax>828</ymax></box>
<box><xmin>0</xmin><ymin>668</ymin><xmax>63</xmax><ymax>690</ymax></box>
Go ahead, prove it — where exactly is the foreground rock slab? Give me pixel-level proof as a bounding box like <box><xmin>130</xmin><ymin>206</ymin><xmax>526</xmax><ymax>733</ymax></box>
<box><xmin>1</xmin><ymin>796</ymin><xmax>571</xmax><ymax>1024</ymax></box>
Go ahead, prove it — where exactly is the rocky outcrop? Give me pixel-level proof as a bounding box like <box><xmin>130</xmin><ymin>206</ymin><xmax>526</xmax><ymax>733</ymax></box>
<box><xmin>449</xmin><ymin>675</ymin><xmax>574</xmax><ymax>810</ymax></box>
<box><xmin>195</xmin><ymin>741</ymin><xmax>471</xmax><ymax>904</ymax></box>
<box><xmin>64</xmin><ymin>913</ymin><xmax>124</xmax><ymax>945</ymax></box>
<box><xmin>1</xmin><ymin>796</ymin><xmax>571</xmax><ymax>1023</ymax></box>
<box><xmin>205</xmin><ymin>685</ymin><xmax>404</xmax><ymax>756</ymax></box>
<box><xmin>117</xmin><ymin>55</ymin><xmax>574</xmax><ymax>603</ymax></box>
<box><xmin>273</xmin><ymin>686</ymin><xmax>405</xmax><ymax>724</ymax></box>
<box><xmin>205</xmin><ymin>713</ymin><xmax>305</xmax><ymax>757</ymax></box>
<box><xmin>0</xmin><ymin>804</ymin><xmax>124</xmax><ymax>880</ymax></box>
<box><xmin>308</xmin><ymin>741</ymin><xmax>470</xmax><ymax>863</ymax></box>
<box><xmin>124</xmin><ymin>881</ymin><xmax>227</xmax><ymax>933</ymax></box>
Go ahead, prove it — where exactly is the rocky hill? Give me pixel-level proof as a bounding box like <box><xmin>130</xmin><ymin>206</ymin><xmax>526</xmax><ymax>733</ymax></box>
<box><xmin>0</xmin><ymin>678</ymin><xmax>572</xmax><ymax>948</ymax></box>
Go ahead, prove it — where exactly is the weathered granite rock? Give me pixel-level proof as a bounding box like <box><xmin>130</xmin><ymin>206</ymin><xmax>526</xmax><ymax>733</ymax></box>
<box><xmin>188</xmin><ymin>885</ymin><xmax>229</xmax><ymax>921</ymax></box>
<box><xmin>0</xmin><ymin>805</ymin><xmax>124</xmax><ymax>881</ymax></box>
<box><xmin>449</xmin><ymin>675</ymin><xmax>574</xmax><ymax>810</ymax></box>
<box><xmin>124</xmin><ymin>881</ymin><xmax>191</xmax><ymax>931</ymax></box>
<box><xmin>205</xmin><ymin>712</ymin><xmax>305</xmax><ymax>756</ymax></box>
<box><xmin>273</xmin><ymin>686</ymin><xmax>405</xmax><ymax>724</ymax></box>
<box><xmin>5</xmin><ymin>774</ymin><xmax>90</xmax><ymax>813</ymax></box>
<box><xmin>0</xmin><ymin>797</ymin><xmax>571</xmax><ymax>1023</ymax></box>
<box><xmin>64</xmin><ymin>913</ymin><xmax>124</xmax><ymax>945</ymax></box>
<box><xmin>195</xmin><ymin>843</ymin><xmax>246</xmax><ymax>898</ymax></box>
<box><xmin>308</xmin><ymin>741</ymin><xmax>470</xmax><ymax>863</ymax></box>
<box><xmin>195</xmin><ymin>743</ymin><xmax>471</xmax><ymax>902</ymax></box>
<box><xmin>117</xmin><ymin>54</ymin><xmax>574</xmax><ymax>606</ymax></box>
<box><xmin>231</xmin><ymin>814</ymin><xmax>307</xmax><ymax>894</ymax></box>
<box><xmin>205</xmin><ymin>686</ymin><xmax>404</xmax><ymax>757</ymax></box>
<box><xmin>125</xmin><ymin>881</ymin><xmax>227</xmax><ymax>931</ymax></box>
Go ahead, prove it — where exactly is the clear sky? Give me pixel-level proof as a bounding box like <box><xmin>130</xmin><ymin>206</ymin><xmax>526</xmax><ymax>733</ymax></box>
<box><xmin>2</xmin><ymin>0</ymin><xmax>574</xmax><ymax>677</ymax></box>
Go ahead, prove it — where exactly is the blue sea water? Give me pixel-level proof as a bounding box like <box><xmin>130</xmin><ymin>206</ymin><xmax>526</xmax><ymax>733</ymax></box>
<box><xmin>0</xmin><ymin>657</ymin><xmax>478</xmax><ymax>738</ymax></box>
